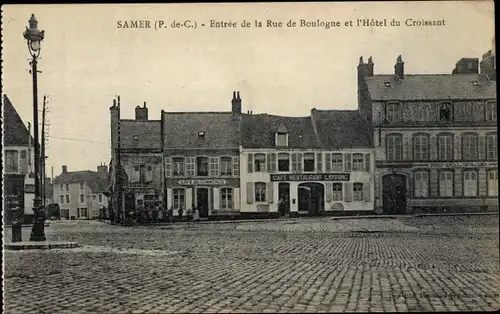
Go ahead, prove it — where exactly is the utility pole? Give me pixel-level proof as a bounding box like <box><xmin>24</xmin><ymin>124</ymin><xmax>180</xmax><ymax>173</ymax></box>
<box><xmin>41</xmin><ymin>94</ymin><xmax>47</xmax><ymax>209</ymax></box>
<box><xmin>116</xmin><ymin>95</ymin><xmax>122</xmax><ymax>224</ymax></box>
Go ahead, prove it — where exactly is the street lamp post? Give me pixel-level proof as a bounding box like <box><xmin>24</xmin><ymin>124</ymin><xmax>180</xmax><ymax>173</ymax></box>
<box><xmin>24</xmin><ymin>14</ymin><xmax>46</xmax><ymax>241</ymax></box>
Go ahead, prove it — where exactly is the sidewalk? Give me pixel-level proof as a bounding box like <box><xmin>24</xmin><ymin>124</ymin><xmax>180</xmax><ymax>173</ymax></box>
<box><xmin>330</xmin><ymin>212</ymin><xmax>499</xmax><ymax>220</ymax></box>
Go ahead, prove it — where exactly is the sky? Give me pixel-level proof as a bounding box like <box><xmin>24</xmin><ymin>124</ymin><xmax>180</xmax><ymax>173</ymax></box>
<box><xmin>2</xmin><ymin>2</ymin><xmax>495</xmax><ymax>175</ymax></box>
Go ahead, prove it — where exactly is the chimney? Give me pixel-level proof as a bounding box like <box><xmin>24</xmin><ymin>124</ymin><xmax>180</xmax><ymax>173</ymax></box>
<box><xmin>231</xmin><ymin>91</ymin><xmax>241</xmax><ymax>117</ymax></box>
<box><xmin>135</xmin><ymin>101</ymin><xmax>148</xmax><ymax>120</ymax></box>
<box><xmin>366</xmin><ymin>56</ymin><xmax>374</xmax><ymax>77</ymax></box>
<box><xmin>62</xmin><ymin>165</ymin><xmax>67</xmax><ymax>173</ymax></box>
<box><xmin>110</xmin><ymin>98</ymin><xmax>120</xmax><ymax>158</ymax></box>
<box><xmin>394</xmin><ymin>55</ymin><xmax>404</xmax><ymax>79</ymax></box>
<box><xmin>357</xmin><ymin>56</ymin><xmax>368</xmax><ymax>87</ymax></box>
<box><xmin>480</xmin><ymin>50</ymin><xmax>496</xmax><ymax>81</ymax></box>
<box><xmin>453</xmin><ymin>58</ymin><xmax>479</xmax><ymax>74</ymax></box>
<box><xmin>97</xmin><ymin>163</ymin><xmax>108</xmax><ymax>179</ymax></box>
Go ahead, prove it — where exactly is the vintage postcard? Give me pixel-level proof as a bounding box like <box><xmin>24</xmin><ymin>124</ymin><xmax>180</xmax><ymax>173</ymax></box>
<box><xmin>2</xmin><ymin>2</ymin><xmax>498</xmax><ymax>313</ymax></box>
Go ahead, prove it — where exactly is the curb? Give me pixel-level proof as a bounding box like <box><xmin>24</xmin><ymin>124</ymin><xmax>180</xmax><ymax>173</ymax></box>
<box><xmin>4</xmin><ymin>241</ymin><xmax>79</xmax><ymax>251</ymax></box>
<box><xmin>3</xmin><ymin>224</ymin><xmax>51</xmax><ymax>227</ymax></box>
<box><xmin>331</xmin><ymin>212</ymin><xmax>499</xmax><ymax>220</ymax></box>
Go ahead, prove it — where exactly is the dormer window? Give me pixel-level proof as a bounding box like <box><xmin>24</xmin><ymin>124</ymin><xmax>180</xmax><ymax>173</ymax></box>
<box><xmin>198</xmin><ymin>131</ymin><xmax>205</xmax><ymax>138</ymax></box>
<box><xmin>275</xmin><ymin>123</ymin><xmax>288</xmax><ymax>147</ymax></box>
<box><xmin>439</xmin><ymin>103</ymin><xmax>452</xmax><ymax>122</ymax></box>
<box><xmin>133</xmin><ymin>135</ymin><xmax>139</xmax><ymax>142</ymax></box>
<box><xmin>386</xmin><ymin>102</ymin><xmax>401</xmax><ymax>123</ymax></box>
<box><xmin>384</xmin><ymin>82</ymin><xmax>391</xmax><ymax>87</ymax></box>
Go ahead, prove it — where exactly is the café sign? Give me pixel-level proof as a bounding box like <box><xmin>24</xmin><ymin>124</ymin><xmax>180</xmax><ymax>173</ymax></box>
<box><xmin>270</xmin><ymin>173</ymin><xmax>350</xmax><ymax>182</ymax></box>
<box><xmin>178</xmin><ymin>179</ymin><xmax>227</xmax><ymax>186</ymax></box>
<box><xmin>428</xmin><ymin>162</ymin><xmax>497</xmax><ymax>168</ymax></box>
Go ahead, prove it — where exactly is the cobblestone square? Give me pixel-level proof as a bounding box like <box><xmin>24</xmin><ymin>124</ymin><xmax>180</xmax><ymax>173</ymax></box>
<box><xmin>4</xmin><ymin>215</ymin><xmax>500</xmax><ymax>313</ymax></box>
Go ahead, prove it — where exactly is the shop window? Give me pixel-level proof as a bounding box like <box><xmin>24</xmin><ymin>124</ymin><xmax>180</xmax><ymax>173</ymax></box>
<box><xmin>196</xmin><ymin>157</ymin><xmax>209</xmax><ymax>176</ymax></box>
<box><xmin>173</xmin><ymin>157</ymin><xmax>185</xmax><ymax>176</ymax></box>
<box><xmin>220</xmin><ymin>157</ymin><xmax>233</xmax><ymax>176</ymax></box>
<box><xmin>438</xmin><ymin>134</ymin><xmax>454</xmax><ymax>160</ymax></box>
<box><xmin>332</xmin><ymin>183</ymin><xmax>343</xmax><ymax>201</ymax></box>
<box><xmin>255</xmin><ymin>182</ymin><xmax>266</xmax><ymax>202</ymax></box>
<box><xmin>463</xmin><ymin>171</ymin><xmax>478</xmax><ymax>197</ymax></box>
<box><xmin>462</xmin><ymin>133</ymin><xmax>478</xmax><ymax>160</ymax></box>
<box><xmin>413</xmin><ymin>134</ymin><xmax>429</xmax><ymax>160</ymax></box>
<box><xmin>353</xmin><ymin>183</ymin><xmax>364</xmax><ymax>201</ymax></box>
<box><xmin>414</xmin><ymin>171</ymin><xmax>429</xmax><ymax>197</ymax></box>
<box><xmin>439</xmin><ymin>171</ymin><xmax>454</xmax><ymax>197</ymax></box>
<box><xmin>303</xmin><ymin>153</ymin><xmax>315</xmax><ymax>172</ymax></box>
<box><xmin>254</xmin><ymin>154</ymin><xmax>266</xmax><ymax>172</ymax></box>
<box><xmin>352</xmin><ymin>154</ymin><xmax>364</xmax><ymax>171</ymax></box>
<box><xmin>220</xmin><ymin>188</ymin><xmax>233</xmax><ymax>209</ymax></box>
<box><xmin>173</xmin><ymin>188</ymin><xmax>185</xmax><ymax>209</ymax></box>
<box><xmin>278</xmin><ymin>153</ymin><xmax>290</xmax><ymax>172</ymax></box>
<box><xmin>486</xmin><ymin>134</ymin><xmax>497</xmax><ymax>160</ymax></box>
<box><xmin>488</xmin><ymin>170</ymin><xmax>498</xmax><ymax>197</ymax></box>
<box><xmin>386</xmin><ymin>134</ymin><xmax>403</xmax><ymax>161</ymax></box>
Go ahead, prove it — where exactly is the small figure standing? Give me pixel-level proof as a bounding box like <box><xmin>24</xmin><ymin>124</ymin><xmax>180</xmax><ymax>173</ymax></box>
<box><xmin>178</xmin><ymin>206</ymin><xmax>184</xmax><ymax>222</ymax></box>
<box><xmin>193</xmin><ymin>206</ymin><xmax>200</xmax><ymax>222</ymax></box>
<box><xmin>168</xmin><ymin>206</ymin><xmax>174</xmax><ymax>223</ymax></box>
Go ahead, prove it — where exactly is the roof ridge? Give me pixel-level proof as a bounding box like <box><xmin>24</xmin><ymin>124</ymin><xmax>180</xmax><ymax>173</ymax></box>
<box><xmin>163</xmin><ymin>111</ymin><xmax>231</xmax><ymax>115</ymax></box>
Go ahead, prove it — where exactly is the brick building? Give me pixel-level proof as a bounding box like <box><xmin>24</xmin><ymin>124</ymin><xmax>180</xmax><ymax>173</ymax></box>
<box><xmin>357</xmin><ymin>54</ymin><xmax>497</xmax><ymax>213</ymax></box>
<box><xmin>163</xmin><ymin>92</ymin><xmax>241</xmax><ymax>219</ymax></box>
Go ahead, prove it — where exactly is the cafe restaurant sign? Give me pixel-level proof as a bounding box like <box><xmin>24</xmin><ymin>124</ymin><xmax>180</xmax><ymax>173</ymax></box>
<box><xmin>178</xmin><ymin>179</ymin><xmax>227</xmax><ymax>186</ymax></box>
<box><xmin>270</xmin><ymin>173</ymin><xmax>350</xmax><ymax>182</ymax></box>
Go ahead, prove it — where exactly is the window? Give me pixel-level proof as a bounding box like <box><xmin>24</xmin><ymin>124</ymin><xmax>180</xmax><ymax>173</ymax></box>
<box><xmin>139</xmin><ymin>165</ymin><xmax>147</xmax><ymax>182</ymax></box>
<box><xmin>172</xmin><ymin>157</ymin><xmax>185</xmax><ymax>176</ymax></box>
<box><xmin>93</xmin><ymin>195</ymin><xmax>96</xmax><ymax>201</ymax></box>
<box><xmin>173</xmin><ymin>188</ymin><xmax>185</xmax><ymax>209</ymax></box>
<box><xmin>438</xmin><ymin>134</ymin><xmax>454</xmax><ymax>160</ymax></box>
<box><xmin>66</xmin><ymin>184</ymin><xmax>69</xmax><ymax>191</ymax></box>
<box><xmin>220</xmin><ymin>188</ymin><xmax>233</xmax><ymax>209</ymax></box>
<box><xmin>5</xmin><ymin>150</ymin><xmax>19</xmax><ymax>172</ymax></box>
<box><xmin>462</xmin><ymin>133</ymin><xmax>478</xmax><ymax>160</ymax></box>
<box><xmin>303</xmin><ymin>153</ymin><xmax>315</xmax><ymax>172</ymax></box>
<box><xmin>276</xmin><ymin>133</ymin><xmax>287</xmax><ymax>147</ymax></box>
<box><xmin>439</xmin><ymin>171</ymin><xmax>454</xmax><ymax>197</ymax></box>
<box><xmin>186</xmin><ymin>157</ymin><xmax>195</xmax><ymax>176</ymax></box>
<box><xmin>60</xmin><ymin>195</ymin><xmax>64</xmax><ymax>204</ymax></box>
<box><xmin>463</xmin><ymin>170</ymin><xmax>478</xmax><ymax>197</ymax></box>
<box><xmin>413</xmin><ymin>134</ymin><xmax>429</xmax><ymax>160</ymax></box>
<box><xmin>386</xmin><ymin>102</ymin><xmax>401</xmax><ymax>123</ymax></box>
<box><xmin>486</xmin><ymin>134</ymin><xmax>497</xmax><ymax>160</ymax></box>
<box><xmin>353</xmin><ymin>183</ymin><xmax>364</xmax><ymax>201</ymax></box>
<box><xmin>232</xmin><ymin>157</ymin><xmax>240</xmax><ymax>176</ymax></box>
<box><xmin>414</xmin><ymin>171</ymin><xmax>429</xmax><ymax>197</ymax></box>
<box><xmin>352</xmin><ymin>154</ymin><xmax>364</xmax><ymax>171</ymax></box>
<box><xmin>255</xmin><ymin>182</ymin><xmax>266</xmax><ymax>202</ymax></box>
<box><xmin>220</xmin><ymin>157</ymin><xmax>233</xmax><ymax>176</ymax></box>
<box><xmin>98</xmin><ymin>194</ymin><xmax>103</xmax><ymax>203</ymax></box>
<box><xmin>65</xmin><ymin>195</ymin><xmax>70</xmax><ymax>203</ymax></box>
<box><xmin>78</xmin><ymin>208</ymin><xmax>88</xmax><ymax>218</ymax></box>
<box><xmin>60</xmin><ymin>184</ymin><xmax>63</xmax><ymax>190</ymax></box>
<box><xmin>198</xmin><ymin>131</ymin><xmax>205</xmax><ymax>138</ymax></box>
<box><xmin>439</xmin><ymin>103</ymin><xmax>452</xmax><ymax>122</ymax></box>
<box><xmin>80</xmin><ymin>194</ymin><xmax>85</xmax><ymax>203</ymax></box>
<box><xmin>80</xmin><ymin>183</ymin><xmax>84</xmax><ymax>190</ymax></box>
<box><xmin>278</xmin><ymin>153</ymin><xmax>290</xmax><ymax>172</ymax></box>
<box><xmin>254</xmin><ymin>154</ymin><xmax>266</xmax><ymax>172</ymax></box>
<box><xmin>196</xmin><ymin>157</ymin><xmax>208</xmax><ymax>176</ymax></box>
<box><xmin>487</xmin><ymin>170</ymin><xmax>498</xmax><ymax>197</ymax></box>
<box><xmin>332</xmin><ymin>183</ymin><xmax>343</xmax><ymax>201</ymax></box>
<box><xmin>486</xmin><ymin>102</ymin><xmax>496</xmax><ymax>121</ymax></box>
<box><xmin>331</xmin><ymin>154</ymin><xmax>343</xmax><ymax>171</ymax></box>
<box><xmin>386</xmin><ymin>134</ymin><xmax>403</xmax><ymax>160</ymax></box>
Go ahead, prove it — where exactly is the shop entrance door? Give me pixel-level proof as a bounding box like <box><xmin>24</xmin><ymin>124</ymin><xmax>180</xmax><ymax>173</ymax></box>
<box><xmin>197</xmin><ymin>188</ymin><xmax>209</xmax><ymax>218</ymax></box>
<box><xmin>382</xmin><ymin>174</ymin><xmax>407</xmax><ymax>214</ymax></box>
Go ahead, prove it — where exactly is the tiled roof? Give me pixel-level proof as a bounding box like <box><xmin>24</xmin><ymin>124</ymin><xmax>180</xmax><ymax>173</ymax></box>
<box><xmin>313</xmin><ymin>109</ymin><xmax>373</xmax><ymax>149</ymax></box>
<box><xmin>241</xmin><ymin>113</ymin><xmax>322</xmax><ymax>149</ymax></box>
<box><xmin>121</xmin><ymin>120</ymin><xmax>161</xmax><ymax>149</ymax></box>
<box><xmin>3</xmin><ymin>94</ymin><xmax>34</xmax><ymax>146</ymax></box>
<box><xmin>53</xmin><ymin>171</ymin><xmax>108</xmax><ymax>193</ymax></box>
<box><xmin>163</xmin><ymin>112</ymin><xmax>240</xmax><ymax>149</ymax></box>
<box><xmin>365</xmin><ymin>74</ymin><xmax>496</xmax><ymax>101</ymax></box>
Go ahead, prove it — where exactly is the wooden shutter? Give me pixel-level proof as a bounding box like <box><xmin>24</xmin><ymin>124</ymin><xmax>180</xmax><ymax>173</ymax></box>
<box><xmin>247</xmin><ymin>154</ymin><xmax>253</xmax><ymax>173</ymax></box>
<box><xmin>266</xmin><ymin>182</ymin><xmax>274</xmax><ymax>203</ymax></box>
<box><xmin>479</xmin><ymin>135</ymin><xmax>486</xmax><ymax>160</ymax></box>
<box><xmin>267</xmin><ymin>153</ymin><xmax>274</xmax><ymax>173</ymax></box>
<box><xmin>297</xmin><ymin>154</ymin><xmax>303</xmax><ymax>172</ymax></box>
<box><xmin>213</xmin><ymin>187</ymin><xmax>220</xmax><ymax>210</ymax></box>
<box><xmin>345</xmin><ymin>183</ymin><xmax>353</xmax><ymax>202</ymax></box>
<box><xmin>325</xmin><ymin>182</ymin><xmax>333</xmax><ymax>202</ymax></box>
<box><xmin>291</xmin><ymin>154</ymin><xmax>297</xmax><ymax>172</ymax></box>
<box><xmin>316</xmin><ymin>153</ymin><xmax>323</xmax><ymax>172</ymax></box>
<box><xmin>364</xmin><ymin>153</ymin><xmax>371</xmax><ymax>172</ymax></box>
<box><xmin>272</xmin><ymin>154</ymin><xmax>277</xmax><ymax>172</ymax></box>
<box><xmin>403</xmin><ymin>136</ymin><xmax>411</xmax><ymax>160</ymax></box>
<box><xmin>131</xmin><ymin>166</ymin><xmax>140</xmax><ymax>182</ymax></box>
<box><xmin>455</xmin><ymin>136</ymin><xmax>461</xmax><ymax>160</ymax></box>
<box><xmin>325</xmin><ymin>153</ymin><xmax>331</xmax><ymax>172</ymax></box>
<box><xmin>209</xmin><ymin>157</ymin><xmax>219</xmax><ymax>176</ymax></box>
<box><xmin>165</xmin><ymin>157</ymin><xmax>171</xmax><ymax>177</ymax></box>
<box><xmin>233</xmin><ymin>188</ymin><xmax>240</xmax><ymax>210</ymax></box>
<box><xmin>430</xmin><ymin>135</ymin><xmax>438</xmax><ymax>160</ymax></box>
<box><xmin>246</xmin><ymin>182</ymin><xmax>254</xmax><ymax>204</ymax></box>
<box><xmin>232</xmin><ymin>157</ymin><xmax>240</xmax><ymax>176</ymax></box>
<box><xmin>345</xmin><ymin>154</ymin><xmax>352</xmax><ymax>172</ymax></box>
<box><xmin>166</xmin><ymin>188</ymin><xmax>172</xmax><ymax>208</ymax></box>
<box><xmin>20</xmin><ymin>151</ymin><xmax>28</xmax><ymax>174</ymax></box>
<box><xmin>364</xmin><ymin>179</ymin><xmax>371</xmax><ymax>202</ymax></box>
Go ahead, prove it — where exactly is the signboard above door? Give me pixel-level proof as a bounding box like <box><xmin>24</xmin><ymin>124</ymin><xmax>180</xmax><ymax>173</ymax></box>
<box><xmin>270</xmin><ymin>173</ymin><xmax>350</xmax><ymax>182</ymax></box>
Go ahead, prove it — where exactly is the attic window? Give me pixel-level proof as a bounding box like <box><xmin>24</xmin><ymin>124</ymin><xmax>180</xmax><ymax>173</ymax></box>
<box><xmin>471</xmin><ymin>81</ymin><xmax>479</xmax><ymax>86</ymax></box>
<box><xmin>133</xmin><ymin>135</ymin><xmax>139</xmax><ymax>141</ymax></box>
<box><xmin>384</xmin><ymin>82</ymin><xmax>391</xmax><ymax>87</ymax></box>
<box><xmin>198</xmin><ymin>131</ymin><xmax>205</xmax><ymax>138</ymax></box>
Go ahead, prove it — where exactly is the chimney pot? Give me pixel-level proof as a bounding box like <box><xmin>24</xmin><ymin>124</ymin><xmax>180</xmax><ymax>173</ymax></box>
<box><xmin>144</xmin><ymin>101</ymin><xmax>147</xmax><ymax>108</ymax></box>
<box><xmin>62</xmin><ymin>165</ymin><xmax>67</xmax><ymax>173</ymax></box>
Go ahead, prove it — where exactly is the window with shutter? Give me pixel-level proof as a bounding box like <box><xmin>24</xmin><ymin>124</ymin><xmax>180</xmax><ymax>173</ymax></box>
<box><xmin>247</xmin><ymin>154</ymin><xmax>254</xmax><ymax>173</ymax></box>
<box><xmin>232</xmin><ymin>157</ymin><xmax>240</xmax><ymax>176</ymax></box>
<box><xmin>331</xmin><ymin>153</ymin><xmax>343</xmax><ymax>171</ymax></box>
<box><xmin>352</xmin><ymin>154</ymin><xmax>364</xmax><ymax>171</ymax></box>
<box><xmin>254</xmin><ymin>154</ymin><xmax>266</xmax><ymax>172</ymax></box>
<box><xmin>278</xmin><ymin>153</ymin><xmax>290</xmax><ymax>172</ymax></box>
<box><xmin>332</xmin><ymin>183</ymin><xmax>343</xmax><ymax>201</ymax></box>
<box><xmin>165</xmin><ymin>157</ymin><xmax>171</xmax><ymax>177</ymax></box>
<box><xmin>220</xmin><ymin>157</ymin><xmax>232</xmax><ymax>176</ymax></box>
<box><xmin>364</xmin><ymin>153</ymin><xmax>371</xmax><ymax>172</ymax></box>
<box><xmin>246</xmin><ymin>182</ymin><xmax>254</xmax><ymax>204</ymax></box>
<box><xmin>255</xmin><ymin>182</ymin><xmax>266</xmax><ymax>202</ymax></box>
<box><xmin>353</xmin><ymin>183</ymin><xmax>364</xmax><ymax>201</ymax></box>
<box><xmin>325</xmin><ymin>153</ymin><xmax>332</xmax><ymax>172</ymax></box>
<box><xmin>345</xmin><ymin>154</ymin><xmax>352</xmax><ymax>172</ymax></box>
<box><xmin>317</xmin><ymin>153</ymin><xmax>323</xmax><ymax>173</ymax></box>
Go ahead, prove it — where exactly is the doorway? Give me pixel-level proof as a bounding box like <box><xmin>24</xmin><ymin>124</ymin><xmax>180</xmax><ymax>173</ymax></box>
<box><xmin>298</xmin><ymin>183</ymin><xmax>325</xmax><ymax>215</ymax></box>
<box><xmin>278</xmin><ymin>183</ymin><xmax>290</xmax><ymax>216</ymax></box>
<box><xmin>382</xmin><ymin>174</ymin><xmax>407</xmax><ymax>214</ymax></box>
<box><xmin>197</xmin><ymin>188</ymin><xmax>209</xmax><ymax>218</ymax></box>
